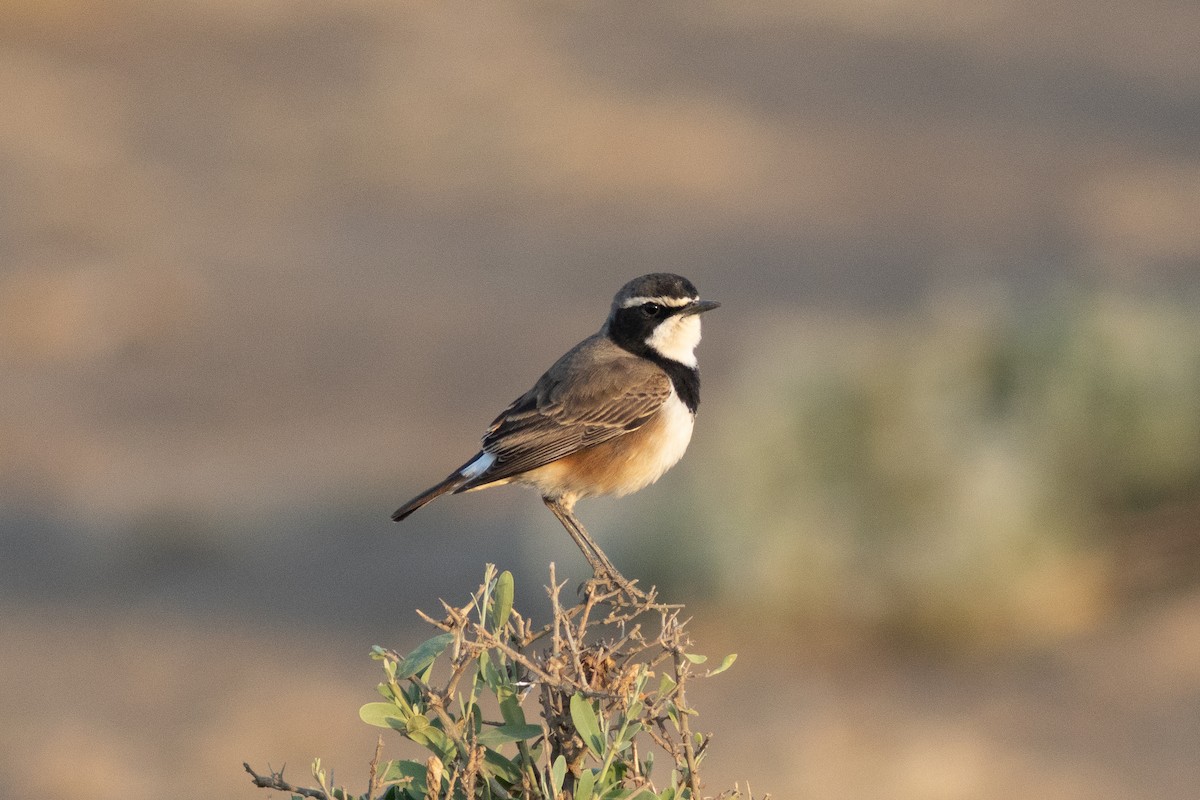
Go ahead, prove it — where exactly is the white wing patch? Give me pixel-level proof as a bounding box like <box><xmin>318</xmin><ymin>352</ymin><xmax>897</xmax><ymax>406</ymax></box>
<box><xmin>460</xmin><ymin>451</ymin><xmax>497</xmax><ymax>479</ymax></box>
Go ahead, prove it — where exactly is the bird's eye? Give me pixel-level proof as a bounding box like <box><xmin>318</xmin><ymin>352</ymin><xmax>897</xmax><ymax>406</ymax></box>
<box><xmin>641</xmin><ymin>302</ymin><xmax>663</xmax><ymax>317</ymax></box>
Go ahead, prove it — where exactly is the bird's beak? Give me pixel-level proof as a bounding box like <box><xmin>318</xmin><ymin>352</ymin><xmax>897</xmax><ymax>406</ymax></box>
<box><xmin>680</xmin><ymin>299</ymin><xmax>720</xmax><ymax>316</ymax></box>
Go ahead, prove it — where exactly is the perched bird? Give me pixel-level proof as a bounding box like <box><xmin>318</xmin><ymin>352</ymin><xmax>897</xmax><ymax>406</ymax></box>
<box><xmin>392</xmin><ymin>273</ymin><xmax>719</xmax><ymax>588</ymax></box>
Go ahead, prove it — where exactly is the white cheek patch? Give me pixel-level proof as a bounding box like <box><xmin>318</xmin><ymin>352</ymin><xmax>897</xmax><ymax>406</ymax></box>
<box><xmin>647</xmin><ymin>314</ymin><xmax>701</xmax><ymax>366</ymax></box>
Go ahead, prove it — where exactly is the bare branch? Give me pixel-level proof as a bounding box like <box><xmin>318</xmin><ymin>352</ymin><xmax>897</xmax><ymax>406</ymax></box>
<box><xmin>243</xmin><ymin>763</ymin><xmax>329</xmax><ymax>800</ymax></box>
<box><xmin>367</xmin><ymin>735</ymin><xmax>384</xmax><ymax>799</ymax></box>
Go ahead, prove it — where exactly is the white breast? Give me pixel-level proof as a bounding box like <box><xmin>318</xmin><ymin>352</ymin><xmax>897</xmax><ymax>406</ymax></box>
<box><xmin>623</xmin><ymin>390</ymin><xmax>694</xmax><ymax>494</ymax></box>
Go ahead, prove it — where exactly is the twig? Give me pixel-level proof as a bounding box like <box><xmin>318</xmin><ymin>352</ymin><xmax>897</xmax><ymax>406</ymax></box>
<box><xmin>367</xmin><ymin>735</ymin><xmax>384</xmax><ymax>799</ymax></box>
<box><xmin>672</xmin><ymin>650</ymin><xmax>703</xmax><ymax>798</ymax></box>
<box><xmin>472</xmin><ymin>623</ymin><xmax>562</xmax><ymax>688</ymax></box>
<box><xmin>243</xmin><ymin>763</ymin><xmax>329</xmax><ymax>800</ymax></box>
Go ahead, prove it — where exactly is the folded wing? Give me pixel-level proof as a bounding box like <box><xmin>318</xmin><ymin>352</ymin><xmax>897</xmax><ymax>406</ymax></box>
<box><xmin>456</xmin><ymin>338</ymin><xmax>672</xmax><ymax>491</ymax></box>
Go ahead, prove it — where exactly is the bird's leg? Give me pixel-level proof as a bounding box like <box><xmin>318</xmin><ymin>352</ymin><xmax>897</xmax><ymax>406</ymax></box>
<box><xmin>542</xmin><ymin>496</ymin><xmax>642</xmax><ymax>596</ymax></box>
<box><xmin>542</xmin><ymin>495</ymin><xmax>617</xmax><ymax>575</ymax></box>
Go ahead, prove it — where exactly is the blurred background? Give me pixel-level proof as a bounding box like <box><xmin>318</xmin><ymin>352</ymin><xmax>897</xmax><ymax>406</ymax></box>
<box><xmin>3</xmin><ymin>1</ymin><xmax>1200</xmax><ymax>798</ymax></box>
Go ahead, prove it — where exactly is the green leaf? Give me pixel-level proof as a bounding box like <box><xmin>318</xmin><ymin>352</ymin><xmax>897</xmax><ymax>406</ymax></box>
<box><xmin>550</xmin><ymin>755</ymin><xmax>566</xmax><ymax>796</ymax></box>
<box><xmin>657</xmin><ymin>674</ymin><xmax>676</xmax><ymax>695</ymax></box>
<box><xmin>491</xmin><ymin>570</ymin><xmax>514</xmax><ymax>631</ymax></box>
<box><xmin>570</xmin><ymin>693</ymin><xmax>606</xmax><ymax>758</ymax></box>
<box><xmin>498</xmin><ymin>694</ymin><xmax>528</xmax><ymax>727</ymax></box>
<box><xmin>395</xmin><ymin>632</ymin><xmax>455</xmax><ymax>679</ymax></box>
<box><xmin>405</xmin><ymin>716</ymin><xmax>456</xmax><ymax>760</ymax></box>
<box><xmin>359</xmin><ymin>702</ymin><xmax>407</xmax><ymax>729</ymax></box>
<box><xmin>405</xmin><ymin>712</ymin><xmax>430</xmax><ymax>736</ymax></box>
<box><xmin>480</xmin><ymin>749</ymin><xmax>522</xmax><ymax>784</ymax></box>
<box><xmin>708</xmin><ymin>653</ymin><xmax>737</xmax><ymax>676</ymax></box>
<box><xmin>380</xmin><ymin>759</ymin><xmax>426</xmax><ymax>793</ymax></box>
<box><xmin>619</xmin><ymin>722</ymin><xmax>643</xmax><ymax>745</ymax></box>
<box><xmin>683</xmin><ymin>653</ymin><xmax>707</xmax><ymax>665</ymax></box>
<box><xmin>575</xmin><ymin>768</ymin><xmax>596</xmax><ymax>800</ymax></box>
<box><xmin>478</xmin><ymin>650</ymin><xmax>498</xmax><ymax>690</ymax></box>
<box><xmin>476</xmin><ymin>723</ymin><xmax>542</xmax><ymax>748</ymax></box>
<box><xmin>425</xmin><ymin>728</ymin><xmax>457</xmax><ymax>760</ymax></box>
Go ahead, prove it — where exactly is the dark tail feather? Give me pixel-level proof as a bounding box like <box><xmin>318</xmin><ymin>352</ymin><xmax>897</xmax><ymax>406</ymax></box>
<box><xmin>391</xmin><ymin>473</ymin><xmax>467</xmax><ymax>521</ymax></box>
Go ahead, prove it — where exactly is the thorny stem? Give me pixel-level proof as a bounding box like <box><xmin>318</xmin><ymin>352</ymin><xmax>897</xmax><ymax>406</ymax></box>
<box><xmin>673</xmin><ymin>649</ymin><xmax>702</xmax><ymax>798</ymax></box>
<box><xmin>367</xmin><ymin>735</ymin><xmax>384</xmax><ymax>799</ymax></box>
<box><xmin>243</xmin><ymin>763</ymin><xmax>330</xmax><ymax>800</ymax></box>
<box><xmin>471</xmin><ymin>625</ymin><xmax>559</xmax><ymax>688</ymax></box>
<box><xmin>246</xmin><ymin>564</ymin><xmax>759</xmax><ymax>800</ymax></box>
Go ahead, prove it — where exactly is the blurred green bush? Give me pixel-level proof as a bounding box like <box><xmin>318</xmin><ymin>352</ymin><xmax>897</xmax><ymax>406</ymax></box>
<box><xmin>633</xmin><ymin>290</ymin><xmax>1200</xmax><ymax>647</ymax></box>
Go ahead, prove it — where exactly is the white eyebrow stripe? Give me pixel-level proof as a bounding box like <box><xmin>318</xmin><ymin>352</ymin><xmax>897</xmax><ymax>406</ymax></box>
<box><xmin>620</xmin><ymin>295</ymin><xmax>697</xmax><ymax>309</ymax></box>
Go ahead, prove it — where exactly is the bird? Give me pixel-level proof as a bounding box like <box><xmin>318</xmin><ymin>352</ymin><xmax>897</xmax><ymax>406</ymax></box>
<box><xmin>392</xmin><ymin>273</ymin><xmax>719</xmax><ymax>590</ymax></box>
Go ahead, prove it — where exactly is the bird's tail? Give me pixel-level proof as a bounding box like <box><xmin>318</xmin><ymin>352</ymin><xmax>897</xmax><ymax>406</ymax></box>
<box><xmin>391</xmin><ymin>473</ymin><xmax>467</xmax><ymax>521</ymax></box>
<box><xmin>392</xmin><ymin>451</ymin><xmax>499</xmax><ymax>522</ymax></box>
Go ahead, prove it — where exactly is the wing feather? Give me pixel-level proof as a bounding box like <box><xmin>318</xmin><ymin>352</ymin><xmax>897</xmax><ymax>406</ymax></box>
<box><xmin>456</xmin><ymin>336</ymin><xmax>672</xmax><ymax>490</ymax></box>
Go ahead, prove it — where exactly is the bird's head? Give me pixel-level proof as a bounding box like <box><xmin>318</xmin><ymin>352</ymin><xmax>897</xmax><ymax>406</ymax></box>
<box><xmin>605</xmin><ymin>273</ymin><xmax>720</xmax><ymax>366</ymax></box>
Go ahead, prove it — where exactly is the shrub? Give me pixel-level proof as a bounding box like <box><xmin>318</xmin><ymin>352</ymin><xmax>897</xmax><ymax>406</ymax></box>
<box><xmin>245</xmin><ymin>565</ymin><xmax>759</xmax><ymax>800</ymax></box>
